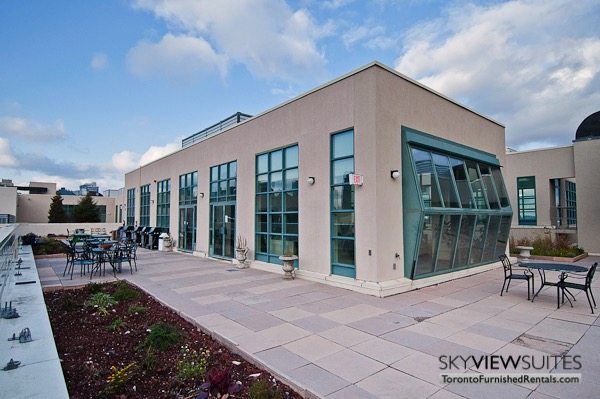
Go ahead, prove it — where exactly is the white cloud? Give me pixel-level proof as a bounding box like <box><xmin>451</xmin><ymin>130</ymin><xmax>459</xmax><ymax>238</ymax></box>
<box><xmin>0</xmin><ymin>137</ymin><xmax>17</xmax><ymax>167</ymax></box>
<box><xmin>127</xmin><ymin>34</ymin><xmax>227</xmax><ymax>82</ymax></box>
<box><xmin>0</xmin><ymin>116</ymin><xmax>66</xmax><ymax>140</ymax></box>
<box><xmin>395</xmin><ymin>0</ymin><xmax>600</xmax><ymax>148</ymax></box>
<box><xmin>111</xmin><ymin>141</ymin><xmax>179</xmax><ymax>173</ymax></box>
<box><xmin>322</xmin><ymin>0</ymin><xmax>355</xmax><ymax>9</ymax></box>
<box><xmin>130</xmin><ymin>0</ymin><xmax>327</xmax><ymax>83</ymax></box>
<box><xmin>342</xmin><ymin>24</ymin><xmax>396</xmax><ymax>50</ymax></box>
<box><xmin>90</xmin><ymin>52</ymin><xmax>108</xmax><ymax>70</ymax></box>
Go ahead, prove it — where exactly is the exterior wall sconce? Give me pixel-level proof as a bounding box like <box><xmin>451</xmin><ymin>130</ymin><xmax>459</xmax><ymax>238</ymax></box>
<box><xmin>199</xmin><ymin>192</ymin><xmax>205</xmax><ymax>198</ymax></box>
<box><xmin>390</xmin><ymin>170</ymin><xmax>400</xmax><ymax>179</ymax></box>
<box><xmin>307</xmin><ymin>177</ymin><xmax>315</xmax><ymax>185</ymax></box>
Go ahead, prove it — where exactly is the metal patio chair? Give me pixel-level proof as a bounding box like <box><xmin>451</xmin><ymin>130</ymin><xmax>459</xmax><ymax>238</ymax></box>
<box><xmin>557</xmin><ymin>262</ymin><xmax>597</xmax><ymax>313</ymax></box>
<box><xmin>499</xmin><ymin>254</ymin><xmax>534</xmax><ymax>300</ymax></box>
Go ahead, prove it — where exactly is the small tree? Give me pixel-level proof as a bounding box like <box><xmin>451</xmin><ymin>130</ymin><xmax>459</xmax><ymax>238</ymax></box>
<box><xmin>48</xmin><ymin>194</ymin><xmax>67</xmax><ymax>223</ymax></box>
<box><xmin>74</xmin><ymin>193</ymin><xmax>100</xmax><ymax>223</ymax></box>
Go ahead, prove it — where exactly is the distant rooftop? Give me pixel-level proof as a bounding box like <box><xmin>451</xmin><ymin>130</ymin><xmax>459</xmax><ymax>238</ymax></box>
<box><xmin>182</xmin><ymin>112</ymin><xmax>252</xmax><ymax>148</ymax></box>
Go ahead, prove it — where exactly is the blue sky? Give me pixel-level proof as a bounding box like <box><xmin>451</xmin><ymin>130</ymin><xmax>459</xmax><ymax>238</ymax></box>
<box><xmin>1</xmin><ymin>0</ymin><xmax>599</xmax><ymax>191</ymax></box>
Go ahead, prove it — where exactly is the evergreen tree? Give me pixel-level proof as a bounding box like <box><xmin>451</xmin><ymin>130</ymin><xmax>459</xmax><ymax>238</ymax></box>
<box><xmin>48</xmin><ymin>194</ymin><xmax>68</xmax><ymax>223</ymax></box>
<box><xmin>73</xmin><ymin>193</ymin><xmax>100</xmax><ymax>223</ymax></box>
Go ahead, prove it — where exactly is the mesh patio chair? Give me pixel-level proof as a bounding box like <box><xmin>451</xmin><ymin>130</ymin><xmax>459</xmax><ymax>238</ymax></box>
<box><xmin>557</xmin><ymin>262</ymin><xmax>597</xmax><ymax>313</ymax></box>
<box><xmin>499</xmin><ymin>254</ymin><xmax>534</xmax><ymax>300</ymax></box>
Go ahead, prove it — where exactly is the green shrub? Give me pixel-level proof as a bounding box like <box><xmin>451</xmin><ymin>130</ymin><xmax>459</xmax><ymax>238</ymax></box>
<box><xmin>138</xmin><ymin>322</ymin><xmax>181</xmax><ymax>351</ymax></box>
<box><xmin>139</xmin><ymin>347</ymin><xmax>158</xmax><ymax>371</ymax></box>
<box><xmin>21</xmin><ymin>233</ymin><xmax>38</xmax><ymax>246</ymax></box>
<box><xmin>88</xmin><ymin>282</ymin><xmax>103</xmax><ymax>294</ymax></box>
<box><xmin>127</xmin><ymin>304</ymin><xmax>146</xmax><ymax>315</ymax></box>
<box><xmin>248</xmin><ymin>379</ymin><xmax>284</xmax><ymax>399</ymax></box>
<box><xmin>107</xmin><ymin>318</ymin><xmax>126</xmax><ymax>332</ymax></box>
<box><xmin>512</xmin><ymin>235</ymin><xmax>584</xmax><ymax>258</ymax></box>
<box><xmin>85</xmin><ymin>292</ymin><xmax>117</xmax><ymax>316</ymax></box>
<box><xmin>112</xmin><ymin>281</ymin><xmax>138</xmax><ymax>301</ymax></box>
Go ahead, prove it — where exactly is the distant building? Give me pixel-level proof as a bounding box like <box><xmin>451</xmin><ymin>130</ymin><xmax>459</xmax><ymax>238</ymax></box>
<box><xmin>78</xmin><ymin>182</ymin><xmax>99</xmax><ymax>196</ymax></box>
<box><xmin>504</xmin><ymin>110</ymin><xmax>600</xmax><ymax>254</ymax></box>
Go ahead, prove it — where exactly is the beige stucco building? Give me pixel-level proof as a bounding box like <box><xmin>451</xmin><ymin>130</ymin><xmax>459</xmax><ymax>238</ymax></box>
<box><xmin>124</xmin><ymin>61</ymin><xmax>512</xmax><ymax>296</ymax></box>
<box><xmin>504</xmin><ymin>111</ymin><xmax>600</xmax><ymax>255</ymax></box>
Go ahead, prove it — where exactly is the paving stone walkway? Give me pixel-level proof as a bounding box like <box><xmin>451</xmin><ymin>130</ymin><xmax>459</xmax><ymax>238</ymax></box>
<box><xmin>37</xmin><ymin>251</ymin><xmax>600</xmax><ymax>399</ymax></box>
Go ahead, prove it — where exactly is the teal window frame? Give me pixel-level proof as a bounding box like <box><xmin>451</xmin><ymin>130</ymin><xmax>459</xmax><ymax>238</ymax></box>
<box><xmin>178</xmin><ymin>171</ymin><xmax>198</xmax><ymax>252</ymax></box>
<box><xmin>402</xmin><ymin>127</ymin><xmax>512</xmax><ymax>280</ymax></box>
<box><xmin>140</xmin><ymin>184</ymin><xmax>150</xmax><ymax>226</ymax></box>
<box><xmin>210</xmin><ymin>161</ymin><xmax>237</xmax><ymax>203</ymax></box>
<box><xmin>156</xmin><ymin>179</ymin><xmax>171</xmax><ymax>229</ymax></box>
<box><xmin>330</xmin><ymin>129</ymin><xmax>356</xmax><ymax>278</ymax></box>
<box><xmin>255</xmin><ymin>145</ymin><xmax>299</xmax><ymax>266</ymax></box>
<box><xmin>517</xmin><ymin>176</ymin><xmax>536</xmax><ymax>225</ymax></box>
<box><xmin>126</xmin><ymin>188</ymin><xmax>135</xmax><ymax>226</ymax></box>
<box><xmin>566</xmin><ymin>181</ymin><xmax>576</xmax><ymax>226</ymax></box>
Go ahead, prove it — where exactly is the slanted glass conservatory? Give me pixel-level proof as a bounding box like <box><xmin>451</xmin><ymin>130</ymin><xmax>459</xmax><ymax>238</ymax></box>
<box><xmin>402</xmin><ymin>128</ymin><xmax>512</xmax><ymax>279</ymax></box>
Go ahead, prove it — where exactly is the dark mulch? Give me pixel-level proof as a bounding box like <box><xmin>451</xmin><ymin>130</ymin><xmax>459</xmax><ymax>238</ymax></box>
<box><xmin>44</xmin><ymin>281</ymin><xmax>302</xmax><ymax>398</ymax></box>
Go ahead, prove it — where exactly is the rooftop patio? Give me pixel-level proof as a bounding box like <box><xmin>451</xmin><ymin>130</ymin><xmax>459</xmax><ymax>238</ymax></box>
<box><xmin>37</xmin><ymin>250</ymin><xmax>600</xmax><ymax>398</ymax></box>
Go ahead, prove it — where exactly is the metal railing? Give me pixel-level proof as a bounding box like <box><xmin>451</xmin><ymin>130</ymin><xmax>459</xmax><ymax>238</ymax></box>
<box><xmin>182</xmin><ymin>112</ymin><xmax>252</xmax><ymax>148</ymax></box>
<box><xmin>550</xmin><ymin>206</ymin><xmax>577</xmax><ymax>229</ymax></box>
<box><xmin>0</xmin><ymin>225</ymin><xmax>18</xmax><ymax>304</ymax></box>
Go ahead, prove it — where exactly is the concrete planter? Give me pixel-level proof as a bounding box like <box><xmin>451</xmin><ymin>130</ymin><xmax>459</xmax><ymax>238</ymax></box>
<box><xmin>278</xmin><ymin>255</ymin><xmax>298</xmax><ymax>279</ymax></box>
<box><xmin>510</xmin><ymin>252</ymin><xmax>588</xmax><ymax>263</ymax></box>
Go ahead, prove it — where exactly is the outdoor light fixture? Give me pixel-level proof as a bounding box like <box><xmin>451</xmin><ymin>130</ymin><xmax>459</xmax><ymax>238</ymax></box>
<box><xmin>390</xmin><ymin>170</ymin><xmax>400</xmax><ymax>179</ymax></box>
<box><xmin>199</xmin><ymin>192</ymin><xmax>205</xmax><ymax>198</ymax></box>
<box><xmin>307</xmin><ymin>177</ymin><xmax>315</xmax><ymax>185</ymax></box>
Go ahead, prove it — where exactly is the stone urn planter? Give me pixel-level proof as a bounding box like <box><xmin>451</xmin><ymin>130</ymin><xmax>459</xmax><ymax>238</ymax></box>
<box><xmin>235</xmin><ymin>235</ymin><xmax>249</xmax><ymax>268</ymax></box>
<box><xmin>278</xmin><ymin>255</ymin><xmax>298</xmax><ymax>280</ymax></box>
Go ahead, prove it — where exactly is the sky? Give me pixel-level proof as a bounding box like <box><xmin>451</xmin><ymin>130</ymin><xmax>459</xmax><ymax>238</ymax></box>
<box><xmin>1</xmin><ymin>0</ymin><xmax>599</xmax><ymax>192</ymax></box>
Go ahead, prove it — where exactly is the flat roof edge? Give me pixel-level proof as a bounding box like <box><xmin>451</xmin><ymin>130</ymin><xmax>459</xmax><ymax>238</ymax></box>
<box><xmin>506</xmin><ymin>144</ymin><xmax>574</xmax><ymax>155</ymax></box>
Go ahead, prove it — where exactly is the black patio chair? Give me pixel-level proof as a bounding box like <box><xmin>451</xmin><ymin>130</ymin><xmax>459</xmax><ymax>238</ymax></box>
<box><xmin>557</xmin><ymin>262</ymin><xmax>597</xmax><ymax>313</ymax></box>
<box><xmin>499</xmin><ymin>254</ymin><xmax>534</xmax><ymax>300</ymax></box>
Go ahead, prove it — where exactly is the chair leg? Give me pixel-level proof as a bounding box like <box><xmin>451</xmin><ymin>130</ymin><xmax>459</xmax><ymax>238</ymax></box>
<box><xmin>500</xmin><ymin>279</ymin><xmax>507</xmax><ymax>296</ymax></box>
<box><xmin>557</xmin><ymin>285</ymin><xmax>561</xmax><ymax>309</ymax></box>
<box><xmin>589</xmin><ymin>288</ymin><xmax>597</xmax><ymax>308</ymax></box>
<box><xmin>506</xmin><ymin>278</ymin><xmax>512</xmax><ymax>292</ymax></box>
<box><xmin>585</xmin><ymin>290</ymin><xmax>594</xmax><ymax>314</ymax></box>
<box><xmin>526</xmin><ymin>278</ymin><xmax>531</xmax><ymax>300</ymax></box>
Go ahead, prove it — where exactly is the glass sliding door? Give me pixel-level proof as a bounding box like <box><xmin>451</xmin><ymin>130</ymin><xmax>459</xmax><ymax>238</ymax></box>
<box><xmin>209</xmin><ymin>161</ymin><xmax>236</xmax><ymax>259</ymax></box>
<box><xmin>178</xmin><ymin>171</ymin><xmax>197</xmax><ymax>252</ymax></box>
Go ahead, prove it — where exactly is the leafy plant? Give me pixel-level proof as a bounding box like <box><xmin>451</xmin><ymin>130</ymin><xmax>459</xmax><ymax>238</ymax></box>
<box><xmin>85</xmin><ymin>292</ymin><xmax>117</xmax><ymax>316</ymax></box>
<box><xmin>107</xmin><ymin>318</ymin><xmax>126</xmax><ymax>332</ymax></box>
<box><xmin>127</xmin><ymin>304</ymin><xmax>146</xmax><ymax>315</ymax></box>
<box><xmin>176</xmin><ymin>345</ymin><xmax>210</xmax><ymax>381</ymax></box>
<box><xmin>248</xmin><ymin>379</ymin><xmax>284</xmax><ymax>399</ymax></box>
<box><xmin>138</xmin><ymin>322</ymin><xmax>181</xmax><ymax>351</ymax></box>
<box><xmin>88</xmin><ymin>282</ymin><xmax>103</xmax><ymax>294</ymax></box>
<box><xmin>61</xmin><ymin>296</ymin><xmax>78</xmax><ymax>312</ymax></box>
<box><xmin>112</xmin><ymin>281</ymin><xmax>138</xmax><ymax>301</ymax></box>
<box><xmin>48</xmin><ymin>194</ymin><xmax>67</xmax><ymax>223</ymax></box>
<box><xmin>139</xmin><ymin>347</ymin><xmax>158</xmax><ymax>371</ymax></box>
<box><xmin>105</xmin><ymin>362</ymin><xmax>135</xmax><ymax>392</ymax></box>
<box><xmin>511</xmin><ymin>235</ymin><xmax>584</xmax><ymax>258</ymax></box>
<box><xmin>74</xmin><ymin>193</ymin><xmax>100</xmax><ymax>223</ymax></box>
<box><xmin>236</xmin><ymin>235</ymin><xmax>247</xmax><ymax>250</ymax></box>
<box><xmin>20</xmin><ymin>233</ymin><xmax>38</xmax><ymax>246</ymax></box>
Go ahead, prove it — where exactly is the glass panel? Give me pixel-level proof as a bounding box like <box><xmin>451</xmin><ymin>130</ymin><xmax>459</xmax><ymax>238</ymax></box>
<box><xmin>256</xmin><ymin>194</ymin><xmax>268</xmax><ymax>212</ymax></box>
<box><xmin>436</xmin><ymin>215</ymin><xmax>461</xmax><ymax>271</ymax></box>
<box><xmin>210</xmin><ymin>167</ymin><xmax>218</xmax><ymax>182</ymax></box>
<box><xmin>332</xmin><ymin>158</ymin><xmax>354</xmax><ymax>185</ymax></box>
<box><xmin>482</xmin><ymin>215</ymin><xmax>500</xmax><ymax>262</ymax></box>
<box><xmin>432</xmin><ymin>153</ymin><xmax>460</xmax><ymax>208</ymax></box>
<box><xmin>270</xmin><ymin>172</ymin><xmax>283</xmax><ymax>191</ymax></box>
<box><xmin>269</xmin><ymin>235</ymin><xmax>283</xmax><ymax>256</ymax></box>
<box><xmin>284</xmin><ymin>191</ymin><xmax>298</xmax><ymax>212</ymax></box>
<box><xmin>256</xmin><ymin>174</ymin><xmax>268</xmax><ymax>193</ymax></box>
<box><xmin>332</xmin><ymin>131</ymin><xmax>354</xmax><ymax>159</ymax></box>
<box><xmin>469</xmin><ymin>215</ymin><xmax>489</xmax><ymax>264</ymax></box>
<box><xmin>332</xmin><ymin>185</ymin><xmax>354</xmax><ymax>210</ymax></box>
<box><xmin>219</xmin><ymin>181</ymin><xmax>227</xmax><ymax>198</ymax></box>
<box><xmin>285</xmin><ymin>146</ymin><xmax>298</xmax><ymax>168</ymax></box>
<box><xmin>213</xmin><ymin>206</ymin><xmax>223</xmax><ymax>256</ymax></box>
<box><xmin>455</xmin><ymin>215</ymin><xmax>475</xmax><ymax>267</ymax></box>
<box><xmin>466</xmin><ymin>160</ymin><xmax>487</xmax><ymax>209</ymax></box>
<box><xmin>450</xmin><ymin>159</ymin><xmax>470</xmax><ymax>205</ymax></box>
<box><xmin>332</xmin><ymin>239</ymin><xmax>355</xmax><ymax>265</ymax></box>
<box><xmin>224</xmin><ymin>205</ymin><xmax>235</xmax><ymax>258</ymax></box>
<box><xmin>210</xmin><ymin>182</ymin><xmax>218</xmax><ymax>199</ymax></box>
<box><xmin>257</xmin><ymin>154</ymin><xmax>268</xmax><ymax>174</ymax></box>
<box><xmin>256</xmin><ymin>234</ymin><xmax>268</xmax><ymax>253</ymax></box>
<box><xmin>219</xmin><ymin>164</ymin><xmax>227</xmax><ymax>180</ymax></box>
<box><xmin>270</xmin><ymin>214</ymin><xmax>282</xmax><ymax>233</ymax></box>
<box><xmin>192</xmin><ymin>172</ymin><xmax>197</xmax><ymax>186</ymax></box>
<box><xmin>228</xmin><ymin>179</ymin><xmax>237</xmax><ymax>197</ymax></box>
<box><xmin>271</xmin><ymin>150</ymin><xmax>283</xmax><ymax>170</ymax></box>
<box><xmin>285</xmin><ymin>168</ymin><xmax>299</xmax><ymax>190</ymax></box>
<box><xmin>332</xmin><ymin>212</ymin><xmax>355</xmax><ymax>238</ymax></box>
<box><xmin>480</xmin><ymin>164</ymin><xmax>500</xmax><ymax>209</ymax></box>
<box><xmin>494</xmin><ymin>215</ymin><xmax>512</xmax><ymax>258</ymax></box>
<box><xmin>269</xmin><ymin>192</ymin><xmax>282</xmax><ymax>212</ymax></box>
<box><xmin>229</xmin><ymin>161</ymin><xmax>237</xmax><ymax>178</ymax></box>
<box><xmin>491</xmin><ymin>167</ymin><xmax>510</xmax><ymax>208</ymax></box>
<box><xmin>285</xmin><ymin>214</ymin><xmax>298</xmax><ymax>235</ymax></box>
<box><xmin>412</xmin><ymin>148</ymin><xmax>443</xmax><ymax>207</ymax></box>
<box><xmin>284</xmin><ymin>236</ymin><xmax>298</xmax><ymax>257</ymax></box>
<box><xmin>256</xmin><ymin>214</ymin><xmax>268</xmax><ymax>233</ymax></box>
<box><xmin>414</xmin><ymin>214</ymin><xmax>443</xmax><ymax>276</ymax></box>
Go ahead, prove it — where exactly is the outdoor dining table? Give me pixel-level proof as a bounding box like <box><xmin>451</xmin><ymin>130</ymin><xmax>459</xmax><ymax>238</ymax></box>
<box><xmin>519</xmin><ymin>261</ymin><xmax>588</xmax><ymax>304</ymax></box>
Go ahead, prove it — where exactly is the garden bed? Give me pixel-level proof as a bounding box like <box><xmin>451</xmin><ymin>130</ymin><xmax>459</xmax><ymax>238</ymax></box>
<box><xmin>509</xmin><ymin>252</ymin><xmax>588</xmax><ymax>263</ymax></box>
<box><xmin>44</xmin><ymin>281</ymin><xmax>301</xmax><ymax>398</ymax></box>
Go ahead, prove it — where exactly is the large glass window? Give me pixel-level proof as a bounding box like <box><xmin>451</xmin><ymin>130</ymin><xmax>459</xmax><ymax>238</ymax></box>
<box><xmin>179</xmin><ymin>171</ymin><xmax>197</xmax><ymax>252</ymax></box>
<box><xmin>405</xmin><ymin>136</ymin><xmax>512</xmax><ymax>279</ymax></box>
<box><xmin>255</xmin><ymin>145</ymin><xmax>298</xmax><ymax>265</ymax></box>
<box><xmin>156</xmin><ymin>179</ymin><xmax>170</xmax><ymax>229</ymax></box>
<box><xmin>566</xmin><ymin>181</ymin><xmax>577</xmax><ymax>227</ymax></box>
<box><xmin>140</xmin><ymin>184</ymin><xmax>150</xmax><ymax>226</ymax></box>
<box><xmin>210</xmin><ymin>161</ymin><xmax>237</xmax><ymax>259</ymax></box>
<box><xmin>126</xmin><ymin>188</ymin><xmax>135</xmax><ymax>226</ymax></box>
<box><xmin>517</xmin><ymin>176</ymin><xmax>536</xmax><ymax>225</ymax></box>
<box><xmin>331</xmin><ymin>130</ymin><xmax>355</xmax><ymax>278</ymax></box>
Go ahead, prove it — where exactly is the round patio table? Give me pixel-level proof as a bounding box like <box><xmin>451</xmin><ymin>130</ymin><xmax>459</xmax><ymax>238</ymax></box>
<box><xmin>519</xmin><ymin>261</ymin><xmax>588</xmax><ymax>304</ymax></box>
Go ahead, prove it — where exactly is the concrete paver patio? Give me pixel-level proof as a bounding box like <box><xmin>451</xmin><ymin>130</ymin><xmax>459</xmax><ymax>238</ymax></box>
<box><xmin>37</xmin><ymin>250</ymin><xmax>600</xmax><ymax>398</ymax></box>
